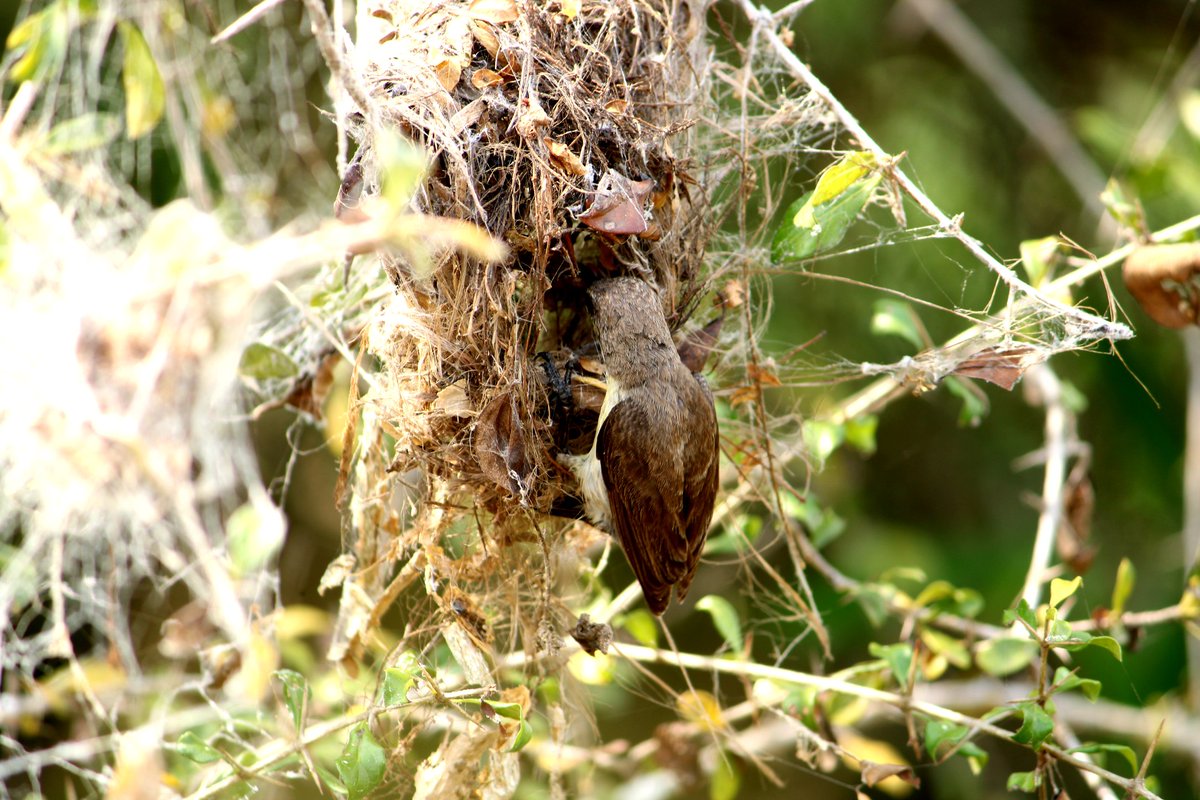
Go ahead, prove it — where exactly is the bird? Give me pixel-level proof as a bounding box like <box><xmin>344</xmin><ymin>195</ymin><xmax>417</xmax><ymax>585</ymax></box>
<box><xmin>564</xmin><ymin>277</ymin><xmax>719</xmax><ymax>615</ymax></box>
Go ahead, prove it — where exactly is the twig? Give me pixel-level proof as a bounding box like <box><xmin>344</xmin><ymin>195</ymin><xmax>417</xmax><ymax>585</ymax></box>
<box><xmin>896</xmin><ymin>0</ymin><xmax>1108</xmax><ymax>220</ymax></box>
<box><xmin>1184</xmin><ymin>328</ymin><xmax>1200</xmax><ymax>712</ymax></box>
<box><xmin>734</xmin><ymin>0</ymin><xmax>1131</xmax><ymax>346</ymax></box>
<box><xmin>612</xmin><ymin>643</ymin><xmax>1164</xmax><ymax>799</ymax></box>
<box><xmin>1018</xmin><ymin>364</ymin><xmax>1071</xmax><ymax>611</ymax></box>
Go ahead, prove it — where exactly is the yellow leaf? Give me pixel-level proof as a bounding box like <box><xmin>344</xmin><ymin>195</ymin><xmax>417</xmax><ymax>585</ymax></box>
<box><xmin>469</xmin><ymin>0</ymin><xmax>519</xmax><ymax>24</ymax></box>
<box><xmin>839</xmin><ymin>732</ymin><xmax>916</xmax><ymax>798</ymax></box>
<box><xmin>226</xmin><ymin>630</ymin><xmax>279</xmax><ymax>704</ymax></box>
<box><xmin>559</xmin><ymin>0</ymin><xmax>581</xmax><ymax>19</ymax></box>
<box><xmin>676</xmin><ymin>689</ymin><xmax>723</xmax><ymax>730</ymax></box>
<box><xmin>119</xmin><ymin>22</ymin><xmax>164</xmax><ymax>140</ymax></box>
<box><xmin>793</xmin><ymin>151</ymin><xmax>880</xmax><ymax>227</ymax></box>
<box><xmin>433</xmin><ymin>58</ymin><xmax>462</xmax><ymax>92</ymax></box>
<box><xmin>567</xmin><ymin>650</ymin><xmax>614</xmax><ymax>685</ymax></box>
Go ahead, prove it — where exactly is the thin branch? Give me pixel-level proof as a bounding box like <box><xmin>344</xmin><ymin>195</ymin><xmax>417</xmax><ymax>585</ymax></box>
<box><xmin>612</xmin><ymin>643</ymin><xmax>1164</xmax><ymax>799</ymax></box>
<box><xmin>1018</xmin><ymin>365</ymin><xmax>1070</xmax><ymax>611</ymax></box>
<box><xmin>1184</xmin><ymin>328</ymin><xmax>1200</xmax><ymax>711</ymax></box>
<box><xmin>734</xmin><ymin>0</ymin><xmax>1132</xmax><ymax>346</ymax></box>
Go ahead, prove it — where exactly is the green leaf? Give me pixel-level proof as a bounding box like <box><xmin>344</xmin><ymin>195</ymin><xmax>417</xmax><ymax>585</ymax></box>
<box><xmin>1100</xmin><ymin>178</ymin><xmax>1146</xmax><ymax>235</ymax></box>
<box><xmin>919</xmin><ymin>628</ymin><xmax>971</xmax><ymax>670</ymax></box>
<box><xmin>1069</xmin><ymin>743</ymin><xmax>1138</xmax><ymax>774</ymax></box>
<box><xmin>1111</xmin><ymin>558</ymin><xmax>1135</xmax><ymax>616</ymax></box>
<box><xmin>381</xmin><ymin>653</ymin><xmax>421</xmax><ymax>706</ymax></box>
<box><xmin>853</xmin><ymin>584</ymin><xmax>890</xmax><ymax>628</ymax></box>
<box><xmin>239</xmin><ymin>342</ymin><xmax>299</xmax><ymax>382</ymax></box>
<box><xmin>175</xmin><ymin>731</ymin><xmax>221</xmax><ymax>764</ymax></box>
<box><xmin>1049</xmin><ymin>576</ymin><xmax>1082</xmax><ymax>609</ymax></box>
<box><xmin>975</xmin><ymin>638</ymin><xmax>1038</xmax><ymax>677</ymax></box>
<box><xmin>1002</xmin><ymin>600</ymin><xmax>1038</xmax><ymax>632</ymax></box>
<box><xmin>923</xmin><ymin>719</ymin><xmax>969</xmax><ymax>760</ymax></box>
<box><xmin>621</xmin><ymin>609</ymin><xmax>660</xmax><ymax>647</ymax></box>
<box><xmin>6</xmin><ymin>0</ymin><xmax>94</xmax><ymax>84</ymax></box>
<box><xmin>486</xmin><ymin>701</ymin><xmax>524</xmax><ymax>721</ymax></box>
<box><xmin>508</xmin><ymin>718</ymin><xmax>532</xmax><ymax>752</ymax></box>
<box><xmin>771</xmin><ymin>154</ymin><xmax>881</xmax><ymax>261</ymax></box>
<box><xmin>871</xmin><ymin>299</ymin><xmax>924</xmax><ymax>350</ymax></box>
<box><xmin>44</xmin><ymin>113</ymin><xmax>121</xmax><ymax>155</ymax></box>
<box><xmin>696</xmin><ymin>595</ymin><xmax>743</xmax><ymax>653</ymax></box>
<box><xmin>802</xmin><ymin>420</ymin><xmax>844</xmax><ymax>468</ymax></box>
<box><xmin>118</xmin><ymin>22</ymin><xmax>164</xmax><ymax>139</ymax></box>
<box><xmin>1006</xmin><ymin>770</ymin><xmax>1039</xmax><ymax>792</ymax></box>
<box><xmin>1012</xmin><ymin>702</ymin><xmax>1054</xmax><ymax>750</ymax></box>
<box><xmin>843</xmin><ymin>414</ymin><xmax>878</xmax><ymax>455</ymax></box>
<box><xmin>710</xmin><ymin>752</ymin><xmax>741</xmax><ymax>800</ymax></box>
<box><xmin>944</xmin><ymin>376</ymin><xmax>988</xmax><ymax>427</ymax></box>
<box><xmin>782</xmin><ymin>494</ymin><xmax>844</xmax><ymax>549</ymax></box>
<box><xmin>376</xmin><ymin>130</ymin><xmax>429</xmax><ymax>210</ymax></box>
<box><xmin>1064</xmin><ymin>635</ymin><xmax>1122</xmax><ymax>662</ymax></box>
<box><xmin>274</xmin><ymin>669</ymin><xmax>310</xmax><ymax>732</ymax></box>
<box><xmin>868</xmin><ymin>642</ymin><xmax>913</xmax><ymax>687</ymax></box>
<box><xmin>1019</xmin><ymin>236</ymin><xmax>1060</xmax><ymax>288</ymax></box>
<box><xmin>1051</xmin><ymin>666</ymin><xmax>1100</xmax><ymax>701</ymax></box>
<box><xmin>226</xmin><ymin>502</ymin><xmax>285</xmax><ymax>577</ymax></box>
<box><xmin>336</xmin><ymin>724</ymin><xmax>386</xmax><ymax>800</ymax></box>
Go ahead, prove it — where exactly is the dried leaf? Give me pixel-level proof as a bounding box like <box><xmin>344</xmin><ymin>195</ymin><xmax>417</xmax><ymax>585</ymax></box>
<box><xmin>471</xmin><ymin>68</ymin><xmax>504</xmax><ymax>89</ymax></box>
<box><xmin>433</xmin><ymin>58</ymin><xmax>462</xmax><ymax>92</ymax></box>
<box><xmin>746</xmin><ymin>361</ymin><xmax>782</xmax><ymax>387</ymax></box>
<box><xmin>469</xmin><ymin>0</ymin><xmax>519</xmax><ymax>25</ymax></box>
<box><xmin>473</xmin><ymin>392</ymin><xmax>532</xmax><ymax>498</ymax></box>
<box><xmin>444</xmin><ymin>619</ymin><xmax>493</xmax><ymax>687</ymax></box>
<box><xmin>516</xmin><ymin>96</ymin><xmax>551</xmax><ymax>139</ymax></box>
<box><xmin>469</xmin><ymin>20</ymin><xmax>501</xmax><ymax>57</ymax></box>
<box><xmin>435</xmin><ymin>380</ymin><xmax>474</xmax><ymax>417</ymax></box>
<box><xmin>952</xmin><ymin>346</ymin><xmax>1041</xmax><ymax>391</ymax></box>
<box><xmin>861</xmin><ymin>761</ymin><xmax>920</xmax><ymax>790</ymax></box>
<box><xmin>1122</xmin><ymin>242</ymin><xmax>1200</xmax><ymax>328</ymax></box>
<box><xmin>545</xmin><ymin>138</ymin><xmax>587</xmax><ymax>176</ymax></box>
<box><xmin>604</xmin><ymin>98</ymin><xmax>628</xmax><ymax>114</ymax></box>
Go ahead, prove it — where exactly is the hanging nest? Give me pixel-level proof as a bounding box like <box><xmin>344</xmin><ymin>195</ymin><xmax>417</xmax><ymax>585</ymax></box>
<box><xmin>321</xmin><ymin>0</ymin><xmax>718</xmax><ymax>664</ymax></box>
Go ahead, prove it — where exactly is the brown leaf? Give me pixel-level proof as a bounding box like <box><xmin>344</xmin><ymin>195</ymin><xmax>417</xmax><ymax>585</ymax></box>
<box><xmin>469</xmin><ymin>20</ymin><xmax>501</xmax><ymax>57</ymax></box>
<box><xmin>468</xmin><ymin>0</ymin><xmax>519</xmax><ymax>25</ymax></box>
<box><xmin>471</xmin><ymin>68</ymin><xmax>504</xmax><ymax>89</ymax></box>
<box><xmin>728</xmin><ymin>385</ymin><xmax>757</xmax><ymax>407</ymax></box>
<box><xmin>746</xmin><ymin>361</ymin><xmax>782</xmax><ymax>387</ymax></box>
<box><xmin>604</xmin><ymin>98</ymin><xmax>629</xmax><ymax>114</ymax></box>
<box><xmin>473</xmin><ymin>391</ymin><xmax>532</xmax><ymax>498</ymax></box>
<box><xmin>516</xmin><ymin>96</ymin><xmax>551</xmax><ymax>139</ymax></box>
<box><xmin>545</xmin><ymin>138</ymin><xmax>587</xmax><ymax>176</ymax></box>
<box><xmin>432</xmin><ymin>58</ymin><xmax>462</xmax><ymax>92</ymax></box>
<box><xmin>953</xmin><ymin>345</ymin><xmax>1041</xmax><ymax>391</ymax></box>
<box><xmin>1122</xmin><ymin>242</ymin><xmax>1200</xmax><ymax>328</ymax></box>
<box><xmin>860</xmin><ymin>761</ymin><xmax>921</xmax><ymax>789</ymax></box>
<box><xmin>434</xmin><ymin>380</ymin><xmax>474</xmax><ymax>417</ymax></box>
<box><xmin>722</xmin><ymin>279</ymin><xmax>746</xmax><ymax>308</ymax></box>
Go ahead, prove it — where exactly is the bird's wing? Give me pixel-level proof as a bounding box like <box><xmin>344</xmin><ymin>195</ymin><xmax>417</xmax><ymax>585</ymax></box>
<box><xmin>674</xmin><ymin>374</ymin><xmax>720</xmax><ymax>601</ymax></box>
<box><xmin>597</xmin><ymin>395</ymin><xmax>688</xmax><ymax>615</ymax></box>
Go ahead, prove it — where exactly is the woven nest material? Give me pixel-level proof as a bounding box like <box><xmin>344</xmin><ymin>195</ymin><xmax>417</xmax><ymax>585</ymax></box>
<box><xmin>322</xmin><ymin>0</ymin><xmax>717</xmax><ymax>662</ymax></box>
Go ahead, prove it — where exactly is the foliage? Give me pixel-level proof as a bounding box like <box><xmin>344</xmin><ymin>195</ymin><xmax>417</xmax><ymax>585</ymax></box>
<box><xmin>0</xmin><ymin>1</ymin><xmax>1197</xmax><ymax>799</ymax></box>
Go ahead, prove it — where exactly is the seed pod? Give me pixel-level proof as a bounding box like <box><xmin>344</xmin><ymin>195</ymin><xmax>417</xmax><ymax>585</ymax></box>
<box><xmin>1122</xmin><ymin>242</ymin><xmax>1200</xmax><ymax>328</ymax></box>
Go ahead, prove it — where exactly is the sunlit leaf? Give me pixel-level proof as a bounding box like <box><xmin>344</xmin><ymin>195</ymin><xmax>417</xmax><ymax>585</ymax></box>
<box><xmin>943</xmin><ymin>376</ymin><xmax>988</xmax><ymax>427</ymax></box>
<box><xmin>621</xmin><ymin>609</ymin><xmax>659</xmax><ymax>647</ymax></box>
<box><xmin>924</xmin><ymin>719</ymin><xmax>968</xmax><ymax>760</ymax></box>
<box><xmin>174</xmin><ymin>731</ymin><xmax>221</xmax><ymax>764</ymax></box>
<box><xmin>44</xmin><ymin>112</ymin><xmax>121</xmax><ymax>155</ymax></box>
<box><xmin>710</xmin><ymin>752</ymin><xmax>741</xmax><ymax>800</ymax></box>
<box><xmin>1064</xmin><ymin>634</ymin><xmax>1122</xmax><ymax>662</ymax></box>
<box><xmin>772</xmin><ymin>151</ymin><xmax>882</xmax><ymax>261</ymax></box>
<box><xmin>1006</xmin><ymin>770</ymin><xmax>1038</xmax><ymax>792</ymax></box>
<box><xmin>802</xmin><ymin>419</ymin><xmax>844</xmax><ymax>467</ymax></box>
<box><xmin>844</xmin><ymin>414</ymin><xmax>878</xmax><ymax>455</ymax></box>
<box><xmin>868</xmin><ymin>642</ymin><xmax>912</xmax><ymax>687</ymax></box>
<box><xmin>274</xmin><ymin>669</ymin><xmax>309</xmax><ymax>732</ymax></box>
<box><xmin>677</xmin><ymin>690</ymin><xmax>723</xmax><ymax>730</ymax></box>
<box><xmin>1049</xmin><ymin>576</ymin><xmax>1082</xmax><ymax>609</ymax></box>
<box><xmin>119</xmin><ymin>22</ymin><xmax>165</xmax><ymax>139</ymax></box>
<box><xmin>919</xmin><ymin>628</ymin><xmax>970</xmax><ymax>670</ymax></box>
<box><xmin>871</xmin><ymin>299</ymin><xmax>923</xmax><ymax>350</ymax></box>
<box><xmin>696</xmin><ymin>595</ymin><xmax>742</xmax><ymax>653</ymax></box>
<box><xmin>975</xmin><ymin>638</ymin><xmax>1037</xmax><ymax>677</ymax></box>
<box><xmin>226</xmin><ymin>501</ymin><xmax>285</xmax><ymax>577</ymax></box>
<box><xmin>1111</xmin><ymin>558</ymin><xmax>1135</xmax><ymax>616</ymax></box>
<box><xmin>239</xmin><ymin>343</ymin><xmax>299</xmax><ymax>383</ymax></box>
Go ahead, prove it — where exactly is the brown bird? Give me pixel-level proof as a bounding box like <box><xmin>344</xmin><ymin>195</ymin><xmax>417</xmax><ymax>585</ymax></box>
<box><xmin>565</xmin><ymin>278</ymin><xmax>720</xmax><ymax>615</ymax></box>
